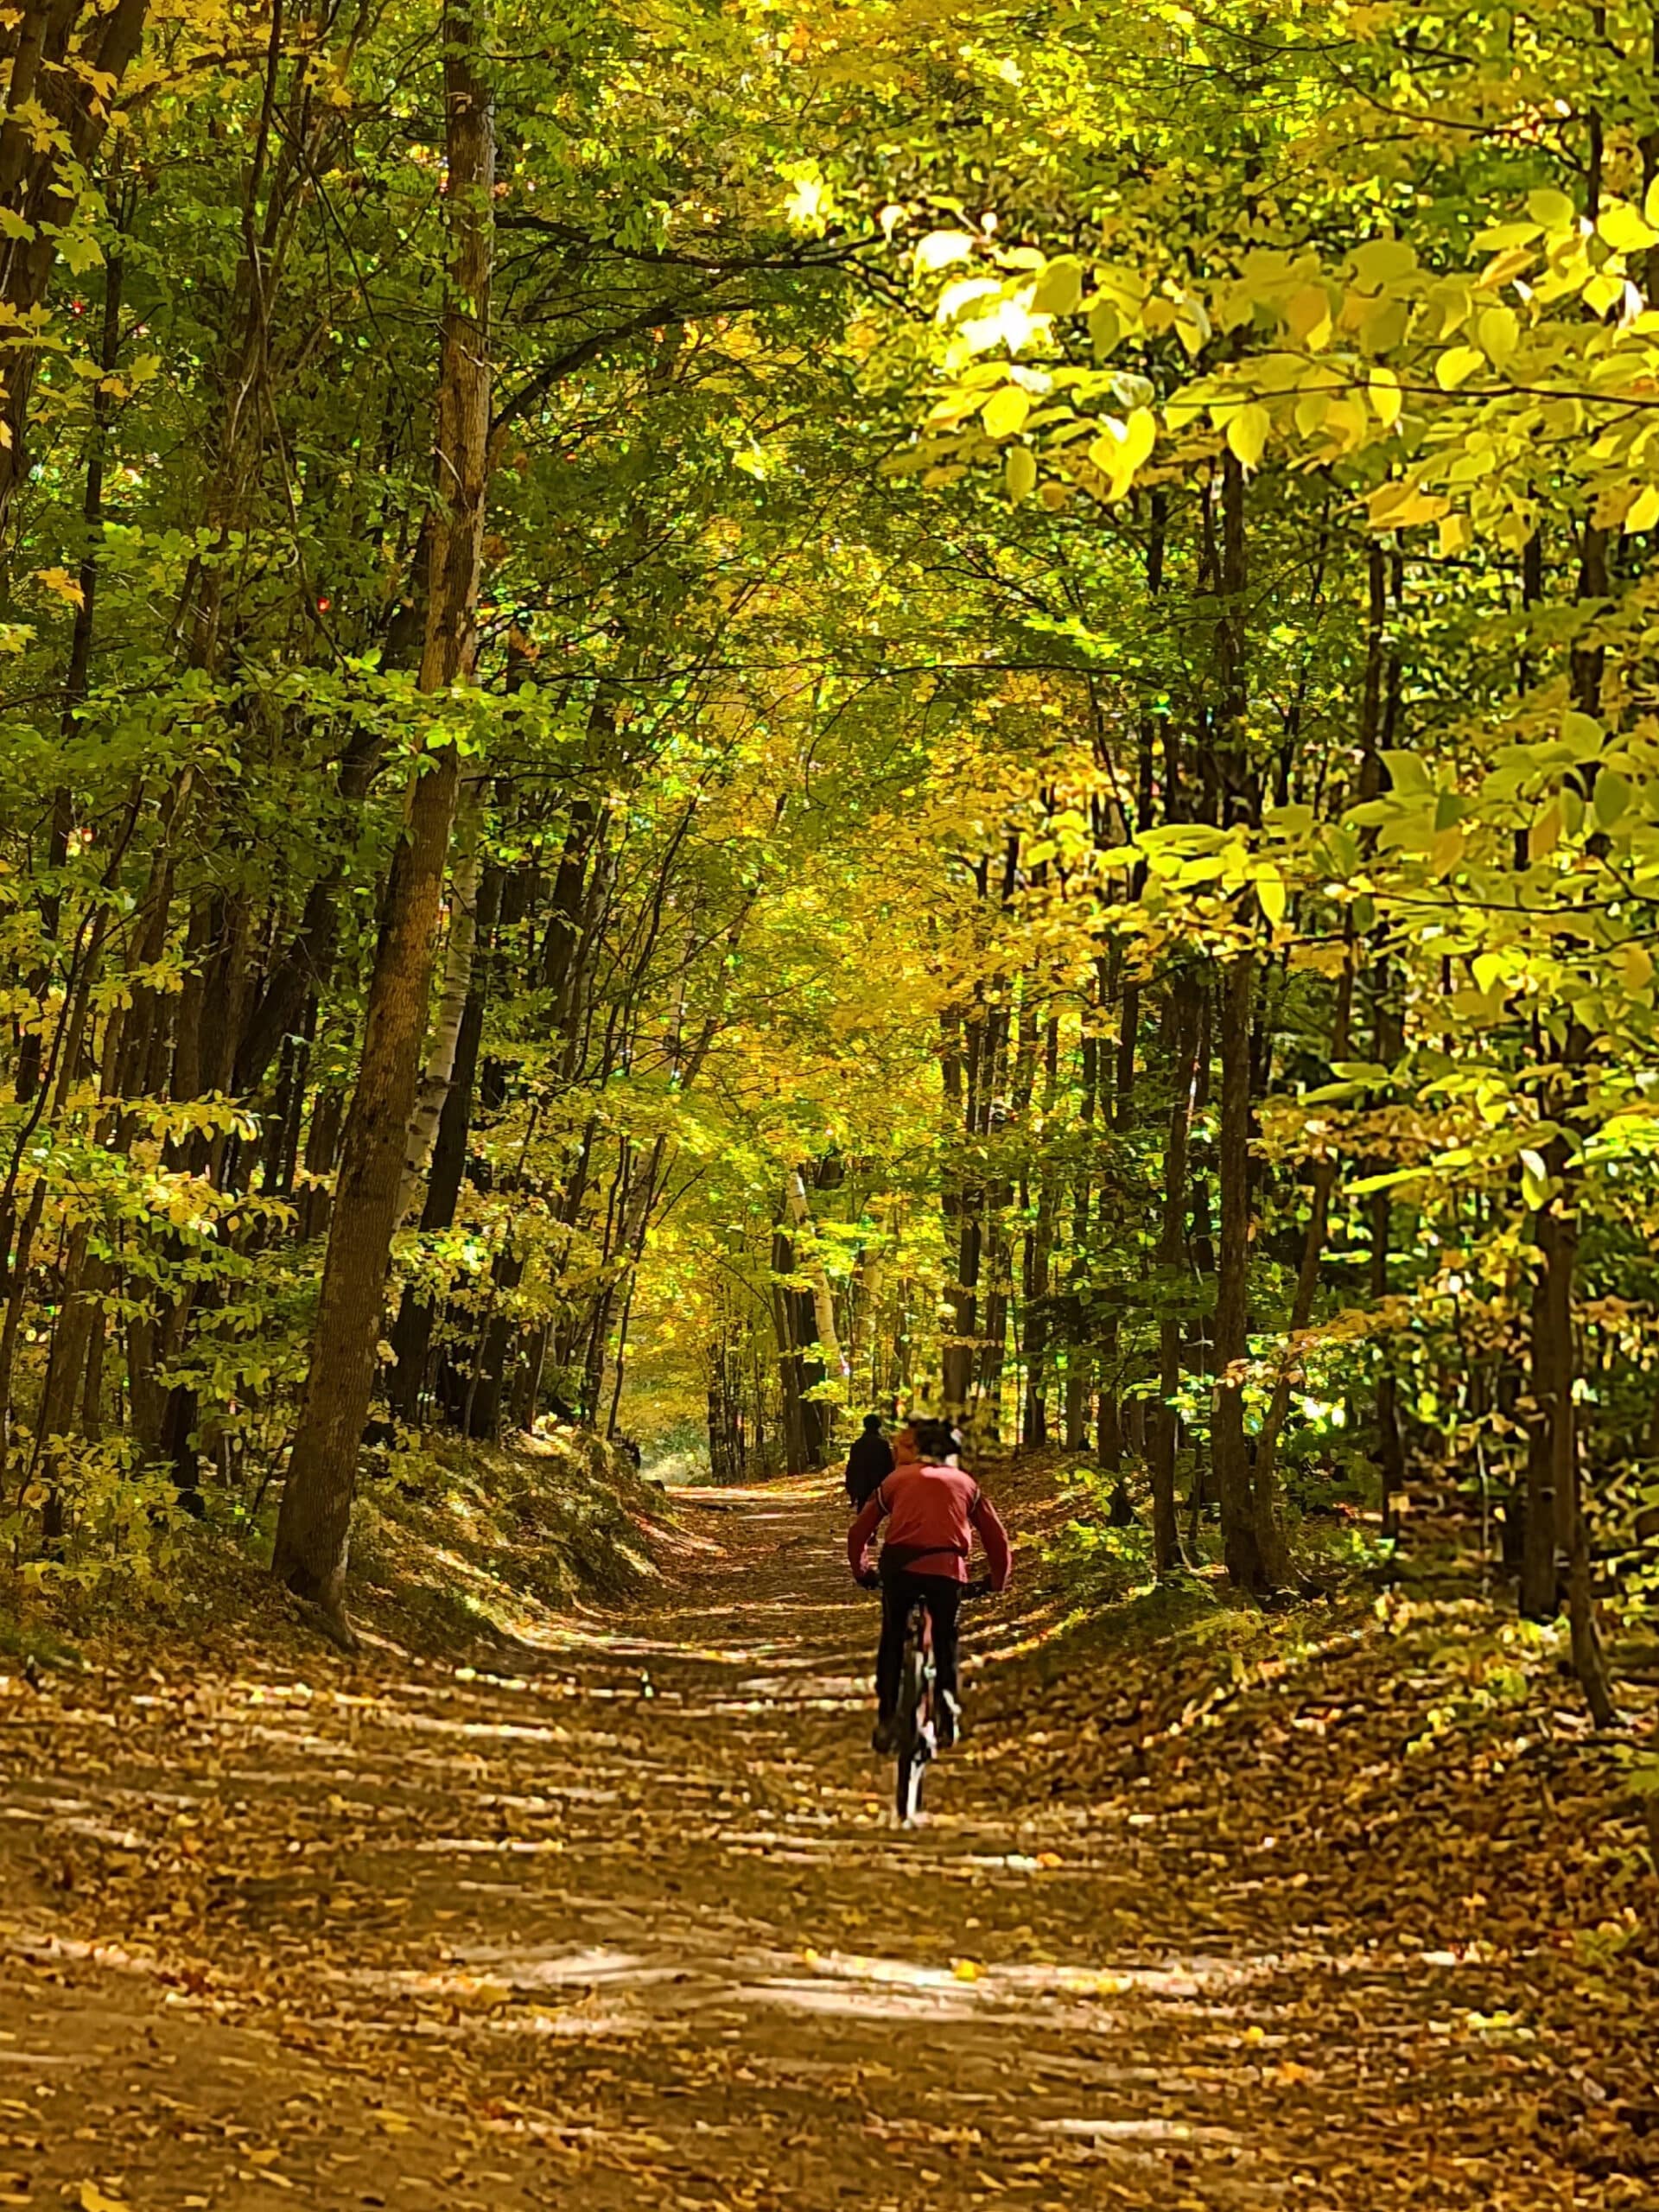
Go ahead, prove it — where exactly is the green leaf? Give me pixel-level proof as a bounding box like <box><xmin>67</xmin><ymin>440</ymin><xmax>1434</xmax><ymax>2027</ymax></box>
<box><xmin>1381</xmin><ymin>749</ymin><xmax>1433</xmax><ymax>795</ymax></box>
<box><xmin>1594</xmin><ymin>771</ymin><xmax>1630</xmax><ymax>828</ymax></box>
<box><xmin>1351</xmin><ymin>238</ymin><xmax>1417</xmax><ymax>285</ymax></box>
<box><xmin>1526</xmin><ymin>187</ymin><xmax>1577</xmax><ymax>231</ymax></box>
<box><xmin>1088</xmin><ymin>299</ymin><xmax>1121</xmax><ymax>358</ymax></box>
<box><xmin>1031</xmin><ymin>257</ymin><xmax>1084</xmax><ymax>316</ymax></box>
<box><xmin>1476</xmin><ymin>306</ymin><xmax>1519</xmax><ymax>366</ymax></box>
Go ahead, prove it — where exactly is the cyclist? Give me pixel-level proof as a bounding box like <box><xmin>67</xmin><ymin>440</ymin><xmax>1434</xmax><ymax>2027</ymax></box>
<box><xmin>847</xmin><ymin>1416</ymin><xmax>1011</xmax><ymax>1754</ymax></box>
<box><xmin>843</xmin><ymin>1412</ymin><xmax>893</xmax><ymax>1510</ymax></box>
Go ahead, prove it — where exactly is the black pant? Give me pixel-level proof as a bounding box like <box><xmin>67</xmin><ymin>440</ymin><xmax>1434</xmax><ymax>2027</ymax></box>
<box><xmin>876</xmin><ymin>1572</ymin><xmax>963</xmax><ymax>1720</ymax></box>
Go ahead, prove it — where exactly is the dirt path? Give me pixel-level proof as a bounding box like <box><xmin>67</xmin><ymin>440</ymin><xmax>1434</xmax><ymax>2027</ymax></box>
<box><xmin>0</xmin><ymin>1476</ymin><xmax>1649</xmax><ymax>2210</ymax></box>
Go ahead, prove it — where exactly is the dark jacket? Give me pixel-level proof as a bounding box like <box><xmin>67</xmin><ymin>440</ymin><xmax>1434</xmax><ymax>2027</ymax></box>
<box><xmin>844</xmin><ymin>1428</ymin><xmax>894</xmax><ymax>1509</ymax></box>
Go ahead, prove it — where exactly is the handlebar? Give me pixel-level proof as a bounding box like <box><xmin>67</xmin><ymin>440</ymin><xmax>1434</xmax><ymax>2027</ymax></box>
<box><xmin>854</xmin><ymin>1570</ymin><xmax>996</xmax><ymax>1599</ymax></box>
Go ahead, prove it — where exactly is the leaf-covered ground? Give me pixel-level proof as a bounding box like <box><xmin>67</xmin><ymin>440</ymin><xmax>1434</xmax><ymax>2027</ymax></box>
<box><xmin>1</xmin><ymin>1465</ymin><xmax>1656</xmax><ymax>2209</ymax></box>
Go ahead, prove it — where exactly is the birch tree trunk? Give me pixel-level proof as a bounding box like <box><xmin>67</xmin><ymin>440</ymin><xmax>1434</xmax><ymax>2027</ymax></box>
<box><xmin>784</xmin><ymin>1168</ymin><xmax>845</xmax><ymax>1382</ymax></box>
<box><xmin>271</xmin><ymin>0</ymin><xmax>493</xmax><ymax>1636</ymax></box>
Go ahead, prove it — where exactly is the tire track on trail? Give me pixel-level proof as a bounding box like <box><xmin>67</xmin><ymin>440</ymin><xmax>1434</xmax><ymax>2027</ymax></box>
<box><xmin>0</xmin><ymin>1473</ymin><xmax>1637</xmax><ymax>2210</ymax></box>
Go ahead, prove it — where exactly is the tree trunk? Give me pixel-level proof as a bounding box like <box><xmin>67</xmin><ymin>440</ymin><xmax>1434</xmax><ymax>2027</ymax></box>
<box><xmin>0</xmin><ymin>0</ymin><xmax>149</xmax><ymax>554</ymax></box>
<box><xmin>1249</xmin><ymin>969</ymin><xmax>1353</xmax><ymax>1570</ymax></box>
<box><xmin>1521</xmin><ymin>1173</ymin><xmax>1564</xmax><ymax>1621</ymax></box>
<box><xmin>272</xmin><ymin>0</ymin><xmax>493</xmax><ymax>1633</ymax></box>
<box><xmin>397</xmin><ymin>773</ymin><xmax>486</xmax><ymax>1224</ymax></box>
<box><xmin>388</xmin><ymin>860</ymin><xmax>502</xmax><ymax>1420</ymax></box>
<box><xmin>1151</xmin><ymin>971</ymin><xmax>1199</xmax><ymax>1573</ymax></box>
<box><xmin>1211</xmin><ymin>451</ymin><xmax>1266</xmax><ymax>1590</ymax></box>
<box><xmin>771</xmin><ymin>1224</ymin><xmax>811</xmax><ymax>1474</ymax></box>
<box><xmin>784</xmin><ymin>1165</ymin><xmax>845</xmax><ymax>1422</ymax></box>
<box><xmin>1212</xmin><ymin>952</ymin><xmax>1265</xmax><ymax>1590</ymax></box>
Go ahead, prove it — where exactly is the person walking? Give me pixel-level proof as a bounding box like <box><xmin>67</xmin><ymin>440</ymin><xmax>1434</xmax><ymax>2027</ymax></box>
<box><xmin>844</xmin><ymin>1413</ymin><xmax>893</xmax><ymax>1510</ymax></box>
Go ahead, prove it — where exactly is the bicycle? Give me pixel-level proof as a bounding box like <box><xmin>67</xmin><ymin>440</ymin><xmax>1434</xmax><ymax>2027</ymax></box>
<box><xmin>881</xmin><ymin>1576</ymin><xmax>991</xmax><ymax>1827</ymax></box>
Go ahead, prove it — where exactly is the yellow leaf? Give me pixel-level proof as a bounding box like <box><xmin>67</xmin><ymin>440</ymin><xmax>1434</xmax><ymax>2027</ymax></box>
<box><xmin>1368</xmin><ymin>367</ymin><xmax>1402</xmax><ymax>429</ymax></box>
<box><xmin>79</xmin><ymin>2188</ymin><xmax>130</xmax><ymax>2212</ymax></box>
<box><xmin>1086</xmin><ymin>406</ymin><xmax>1156</xmax><ymax>500</ymax></box>
<box><xmin>1476</xmin><ymin>305</ymin><xmax>1519</xmax><ymax>366</ymax></box>
<box><xmin>1286</xmin><ymin>283</ymin><xmax>1332</xmax><ymax>349</ymax></box>
<box><xmin>1529</xmin><ymin>801</ymin><xmax>1562</xmax><ymax>861</ymax></box>
<box><xmin>1480</xmin><ymin>244</ymin><xmax>1536</xmax><ymax>290</ymax></box>
<box><xmin>1294</xmin><ymin>391</ymin><xmax>1328</xmax><ymax>438</ymax></box>
<box><xmin>1319</xmin><ymin>397</ymin><xmax>1367</xmax><ymax>454</ymax></box>
<box><xmin>1005</xmin><ymin>445</ymin><xmax>1036</xmax><ymax>502</ymax></box>
<box><xmin>952</xmin><ymin>1958</ymin><xmax>982</xmax><ymax>1981</ymax></box>
<box><xmin>1618</xmin><ymin>942</ymin><xmax>1655</xmax><ymax>995</ymax></box>
<box><xmin>1118</xmin><ymin>404</ymin><xmax>1158</xmax><ymax>474</ymax></box>
<box><xmin>1626</xmin><ymin>484</ymin><xmax>1659</xmax><ymax>535</ymax></box>
<box><xmin>1582</xmin><ymin>270</ymin><xmax>1626</xmax><ymax>317</ymax></box>
<box><xmin>980</xmin><ymin>385</ymin><xmax>1031</xmax><ymax>440</ymax></box>
<box><xmin>1226</xmin><ymin>402</ymin><xmax>1271</xmax><ymax>470</ymax></box>
<box><xmin>1369</xmin><ymin>481</ymin><xmax>1449</xmax><ymax>531</ymax></box>
<box><xmin>1599</xmin><ymin>201</ymin><xmax>1658</xmax><ymax>255</ymax></box>
<box><xmin>1438</xmin><ymin>513</ymin><xmax>1471</xmax><ymax>557</ymax></box>
<box><xmin>1435</xmin><ymin>346</ymin><xmax>1484</xmax><ymax>391</ymax></box>
<box><xmin>35</xmin><ymin>566</ymin><xmax>84</xmax><ymax>607</ymax></box>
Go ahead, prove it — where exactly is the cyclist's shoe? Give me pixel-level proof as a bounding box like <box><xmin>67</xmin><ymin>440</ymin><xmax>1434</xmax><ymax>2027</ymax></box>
<box><xmin>871</xmin><ymin>1715</ymin><xmax>898</xmax><ymax>1754</ymax></box>
<box><xmin>937</xmin><ymin>1692</ymin><xmax>962</xmax><ymax>1749</ymax></box>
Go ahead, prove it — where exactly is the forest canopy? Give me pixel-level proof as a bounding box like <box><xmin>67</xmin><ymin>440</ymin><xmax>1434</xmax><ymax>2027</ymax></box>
<box><xmin>1</xmin><ymin>0</ymin><xmax>1656</xmax><ymax>1709</ymax></box>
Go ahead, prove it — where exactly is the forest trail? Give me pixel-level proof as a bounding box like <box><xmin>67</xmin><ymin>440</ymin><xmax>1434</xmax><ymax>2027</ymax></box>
<box><xmin>0</xmin><ymin>1474</ymin><xmax>1649</xmax><ymax>2212</ymax></box>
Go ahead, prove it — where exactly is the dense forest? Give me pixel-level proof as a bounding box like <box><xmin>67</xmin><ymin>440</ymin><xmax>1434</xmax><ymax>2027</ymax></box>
<box><xmin>9</xmin><ymin>8</ymin><xmax>1659</xmax><ymax>2207</ymax></box>
<box><xmin>1</xmin><ymin>0</ymin><xmax>1657</xmax><ymax>1721</ymax></box>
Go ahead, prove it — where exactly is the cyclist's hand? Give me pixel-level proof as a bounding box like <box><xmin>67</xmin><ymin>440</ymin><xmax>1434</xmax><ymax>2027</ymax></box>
<box><xmin>963</xmin><ymin>1577</ymin><xmax>993</xmax><ymax>1601</ymax></box>
<box><xmin>856</xmin><ymin>1568</ymin><xmax>881</xmax><ymax>1591</ymax></box>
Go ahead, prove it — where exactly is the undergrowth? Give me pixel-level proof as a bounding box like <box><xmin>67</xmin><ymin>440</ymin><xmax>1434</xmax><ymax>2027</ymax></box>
<box><xmin>0</xmin><ymin>1423</ymin><xmax>687</xmax><ymax>1670</ymax></box>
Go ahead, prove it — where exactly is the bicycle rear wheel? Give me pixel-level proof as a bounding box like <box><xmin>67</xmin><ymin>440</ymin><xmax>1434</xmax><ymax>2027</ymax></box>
<box><xmin>893</xmin><ymin>1643</ymin><xmax>930</xmax><ymax>1825</ymax></box>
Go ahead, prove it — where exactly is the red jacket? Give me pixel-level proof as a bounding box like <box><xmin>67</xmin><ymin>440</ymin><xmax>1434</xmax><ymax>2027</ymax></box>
<box><xmin>848</xmin><ymin>1463</ymin><xmax>1013</xmax><ymax>1589</ymax></box>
